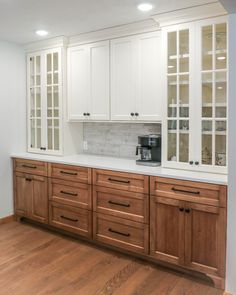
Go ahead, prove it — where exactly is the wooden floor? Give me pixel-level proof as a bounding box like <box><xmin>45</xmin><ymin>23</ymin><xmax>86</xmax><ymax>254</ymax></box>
<box><xmin>0</xmin><ymin>221</ymin><xmax>224</xmax><ymax>295</ymax></box>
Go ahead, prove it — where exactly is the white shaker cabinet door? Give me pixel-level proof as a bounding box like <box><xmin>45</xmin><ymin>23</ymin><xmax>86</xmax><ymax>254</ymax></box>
<box><xmin>88</xmin><ymin>41</ymin><xmax>110</xmax><ymax>120</ymax></box>
<box><xmin>111</xmin><ymin>37</ymin><xmax>137</xmax><ymax>121</ymax></box>
<box><xmin>136</xmin><ymin>31</ymin><xmax>164</xmax><ymax>121</ymax></box>
<box><xmin>67</xmin><ymin>45</ymin><xmax>89</xmax><ymax>121</ymax></box>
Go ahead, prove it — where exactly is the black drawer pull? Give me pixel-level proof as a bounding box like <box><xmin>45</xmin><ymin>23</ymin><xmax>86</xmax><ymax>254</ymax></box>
<box><xmin>108</xmin><ymin>178</ymin><xmax>130</xmax><ymax>184</ymax></box>
<box><xmin>172</xmin><ymin>187</ymin><xmax>200</xmax><ymax>195</ymax></box>
<box><xmin>108</xmin><ymin>228</ymin><xmax>130</xmax><ymax>237</ymax></box>
<box><xmin>60</xmin><ymin>215</ymin><xmax>78</xmax><ymax>222</ymax></box>
<box><xmin>108</xmin><ymin>200</ymin><xmax>130</xmax><ymax>207</ymax></box>
<box><xmin>25</xmin><ymin>178</ymin><xmax>32</xmax><ymax>182</ymax></box>
<box><xmin>60</xmin><ymin>171</ymin><xmax>78</xmax><ymax>176</ymax></box>
<box><xmin>179</xmin><ymin>207</ymin><xmax>184</xmax><ymax>212</ymax></box>
<box><xmin>60</xmin><ymin>190</ymin><xmax>78</xmax><ymax>197</ymax></box>
<box><xmin>22</xmin><ymin>164</ymin><xmax>37</xmax><ymax>169</ymax></box>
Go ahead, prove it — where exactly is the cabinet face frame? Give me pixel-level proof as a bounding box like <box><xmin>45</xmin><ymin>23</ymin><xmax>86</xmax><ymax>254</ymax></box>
<box><xmin>162</xmin><ymin>16</ymin><xmax>228</xmax><ymax>174</ymax></box>
<box><xmin>27</xmin><ymin>47</ymin><xmax>63</xmax><ymax>155</ymax></box>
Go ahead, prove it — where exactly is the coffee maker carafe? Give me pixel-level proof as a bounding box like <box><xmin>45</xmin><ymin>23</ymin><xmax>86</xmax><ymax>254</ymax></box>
<box><xmin>136</xmin><ymin>134</ymin><xmax>161</xmax><ymax>166</ymax></box>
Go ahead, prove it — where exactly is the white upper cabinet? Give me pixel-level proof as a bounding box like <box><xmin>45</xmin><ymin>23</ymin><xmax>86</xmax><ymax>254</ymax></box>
<box><xmin>27</xmin><ymin>48</ymin><xmax>63</xmax><ymax>155</ymax></box>
<box><xmin>67</xmin><ymin>41</ymin><xmax>110</xmax><ymax>121</ymax></box>
<box><xmin>111</xmin><ymin>31</ymin><xmax>163</xmax><ymax>121</ymax></box>
<box><xmin>162</xmin><ymin>16</ymin><xmax>227</xmax><ymax>173</ymax></box>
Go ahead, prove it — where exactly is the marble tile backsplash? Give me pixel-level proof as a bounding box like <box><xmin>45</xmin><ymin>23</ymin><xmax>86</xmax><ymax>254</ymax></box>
<box><xmin>83</xmin><ymin>123</ymin><xmax>161</xmax><ymax>159</ymax></box>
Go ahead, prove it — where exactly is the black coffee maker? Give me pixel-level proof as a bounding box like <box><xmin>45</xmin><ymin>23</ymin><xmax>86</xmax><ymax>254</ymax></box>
<box><xmin>136</xmin><ymin>134</ymin><xmax>161</xmax><ymax>166</ymax></box>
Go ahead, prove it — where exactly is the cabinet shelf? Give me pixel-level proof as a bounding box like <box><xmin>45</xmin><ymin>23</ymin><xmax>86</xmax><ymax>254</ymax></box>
<box><xmin>168</xmin><ymin>130</ymin><xmax>189</xmax><ymax>134</ymax></box>
<box><xmin>202</xmin><ymin>131</ymin><xmax>226</xmax><ymax>135</ymax></box>
<box><xmin>169</xmin><ymin>54</ymin><xmax>189</xmax><ymax>60</ymax></box>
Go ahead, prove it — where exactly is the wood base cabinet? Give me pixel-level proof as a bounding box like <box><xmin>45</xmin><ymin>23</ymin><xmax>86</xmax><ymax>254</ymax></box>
<box><xmin>150</xmin><ymin>195</ymin><xmax>226</xmax><ymax>288</ymax></box>
<box><xmin>14</xmin><ymin>172</ymin><xmax>48</xmax><ymax>224</ymax></box>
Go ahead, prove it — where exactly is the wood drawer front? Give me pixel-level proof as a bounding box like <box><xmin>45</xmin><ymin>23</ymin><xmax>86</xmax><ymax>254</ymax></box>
<box><xmin>93</xmin><ymin>169</ymin><xmax>149</xmax><ymax>194</ymax></box>
<box><xmin>150</xmin><ymin>177</ymin><xmax>227</xmax><ymax>207</ymax></box>
<box><xmin>48</xmin><ymin>163</ymin><xmax>91</xmax><ymax>184</ymax></box>
<box><xmin>93</xmin><ymin>186</ymin><xmax>149</xmax><ymax>223</ymax></box>
<box><xmin>49</xmin><ymin>178</ymin><xmax>92</xmax><ymax>210</ymax></box>
<box><xmin>13</xmin><ymin>158</ymin><xmax>47</xmax><ymax>176</ymax></box>
<box><xmin>93</xmin><ymin>213</ymin><xmax>149</xmax><ymax>254</ymax></box>
<box><xmin>49</xmin><ymin>202</ymin><xmax>92</xmax><ymax>238</ymax></box>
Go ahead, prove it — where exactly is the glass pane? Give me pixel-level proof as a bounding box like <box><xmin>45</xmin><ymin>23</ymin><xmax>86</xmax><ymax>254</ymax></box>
<box><xmin>47</xmin><ymin>119</ymin><xmax>53</xmax><ymax>150</ymax></box>
<box><xmin>179</xmin><ymin>133</ymin><xmax>189</xmax><ymax>162</ymax></box>
<box><xmin>202</xmin><ymin>73</ymin><xmax>213</xmax><ymax>117</ymax></box>
<box><xmin>36</xmin><ymin>90</ymin><xmax>41</xmax><ymax>117</ymax></box>
<box><xmin>179</xmin><ymin>30</ymin><xmax>189</xmax><ymax>73</ymax></box>
<box><xmin>35</xmin><ymin>56</ymin><xmax>41</xmax><ymax>86</ymax></box>
<box><xmin>202</xmin><ymin>26</ymin><xmax>213</xmax><ymax>71</ymax></box>
<box><xmin>215</xmin><ymin>72</ymin><xmax>227</xmax><ymax>118</ymax></box>
<box><xmin>47</xmin><ymin>73</ymin><xmax>52</xmax><ymax>85</ymax></box>
<box><xmin>36</xmin><ymin>119</ymin><xmax>41</xmax><ymax>149</ymax></box>
<box><xmin>215</xmin><ymin>121</ymin><xmax>227</xmax><ymax>166</ymax></box>
<box><xmin>30</xmin><ymin>57</ymin><xmax>35</xmax><ymax>87</ymax></box>
<box><xmin>47</xmin><ymin>54</ymin><xmax>52</xmax><ymax>72</ymax></box>
<box><xmin>54</xmin><ymin>86</ymin><xmax>59</xmax><ymax>108</ymax></box>
<box><xmin>47</xmin><ymin>87</ymin><xmax>52</xmax><ymax>108</ymax></box>
<box><xmin>30</xmin><ymin>119</ymin><xmax>35</xmax><ymax>148</ymax></box>
<box><xmin>168</xmin><ymin>32</ymin><xmax>177</xmax><ymax>73</ymax></box>
<box><xmin>216</xmin><ymin>23</ymin><xmax>227</xmax><ymax>70</ymax></box>
<box><xmin>179</xmin><ymin>75</ymin><xmax>189</xmax><ymax>117</ymax></box>
<box><xmin>202</xmin><ymin>120</ymin><xmax>213</xmax><ymax>165</ymax></box>
<box><xmin>168</xmin><ymin>120</ymin><xmax>177</xmax><ymax>161</ymax></box>
<box><xmin>54</xmin><ymin>129</ymin><xmax>59</xmax><ymax>150</ymax></box>
<box><xmin>30</xmin><ymin>88</ymin><xmax>35</xmax><ymax>117</ymax></box>
<box><xmin>168</xmin><ymin>76</ymin><xmax>177</xmax><ymax>117</ymax></box>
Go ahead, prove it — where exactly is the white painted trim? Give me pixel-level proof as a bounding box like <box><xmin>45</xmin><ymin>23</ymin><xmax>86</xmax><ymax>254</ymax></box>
<box><xmin>24</xmin><ymin>36</ymin><xmax>68</xmax><ymax>53</ymax></box>
<box><xmin>152</xmin><ymin>2</ymin><xmax>227</xmax><ymax>27</ymax></box>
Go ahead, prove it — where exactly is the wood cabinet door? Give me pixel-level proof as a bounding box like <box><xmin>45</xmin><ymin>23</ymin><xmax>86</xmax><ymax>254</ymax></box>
<box><xmin>14</xmin><ymin>172</ymin><xmax>32</xmax><ymax>217</ymax></box>
<box><xmin>150</xmin><ymin>196</ymin><xmax>185</xmax><ymax>266</ymax></box>
<box><xmin>31</xmin><ymin>175</ymin><xmax>48</xmax><ymax>224</ymax></box>
<box><xmin>184</xmin><ymin>202</ymin><xmax>226</xmax><ymax>278</ymax></box>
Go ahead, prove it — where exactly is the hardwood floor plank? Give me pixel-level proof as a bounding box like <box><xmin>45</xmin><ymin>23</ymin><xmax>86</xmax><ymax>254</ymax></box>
<box><xmin>0</xmin><ymin>222</ymin><xmax>225</xmax><ymax>295</ymax></box>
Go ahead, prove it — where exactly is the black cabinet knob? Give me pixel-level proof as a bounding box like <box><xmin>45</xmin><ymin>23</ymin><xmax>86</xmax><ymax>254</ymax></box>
<box><xmin>135</xmin><ymin>113</ymin><xmax>139</xmax><ymax>116</ymax></box>
<box><xmin>185</xmin><ymin>208</ymin><xmax>191</xmax><ymax>213</ymax></box>
<box><xmin>83</xmin><ymin>113</ymin><xmax>87</xmax><ymax>116</ymax></box>
<box><xmin>195</xmin><ymin>161</ymin><xmax>199</xmax><ymax>165</ymax></box>
<box><xmin>189</xmin><ymin>161</ymin><xmax>194</xmax><ymax>165</ymax></box>
<box><xmin>130</xmin><ymin>113</ymin><xmax>134</xmax><ymax>116</ymax></box>
<box><xmin>40</xmin><ymin>147</ymin><xmax>46</xmax><ymax>151</ymax></box>
<box><xmin>87</xmin><ymin>113</ymin><xmax>90</xmax><ymax>116</ymax></box>
<box><xmin>179</xmin><ymin>208</ymin><xmax>184</xmax><ymax>212</ymax></box>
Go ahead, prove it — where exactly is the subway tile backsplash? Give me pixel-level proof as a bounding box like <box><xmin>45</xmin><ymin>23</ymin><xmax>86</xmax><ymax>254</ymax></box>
<box><xmin>83</xmin><ymin>123</ymin><xmax>161</xmax><ymax>159</ymax></box>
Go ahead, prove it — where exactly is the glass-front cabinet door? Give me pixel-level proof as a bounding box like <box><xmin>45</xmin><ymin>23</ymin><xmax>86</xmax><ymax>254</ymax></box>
<box><xmin>163</xmin><ymin>17</ymin><xmax>227</xmax><ymax>173</ymax></box>
<box><xmin>200</xmin><ymin>20</ymin><xmax>227</xmax><ymax>172</ymax></box>
<box><xmin>28</xmin><ymin>48</ymin><xmax>62</xmax><ymax>155</ymax></box>
<box><xmin>164</xmin><ymin>24</ymin><xmax>194</xmax><ymax>169</ymax></box>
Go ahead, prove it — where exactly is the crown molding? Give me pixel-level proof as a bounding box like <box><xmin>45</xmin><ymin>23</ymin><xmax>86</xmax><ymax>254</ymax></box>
<box><xmin>68</xmin><ymin>19</ymin><xmax>159</xmax><ymax>47</ymax></box>
<box><xmin>152</xmin><ymin>2</ymin><xmax>227</xmax><ymax>27</ymax></box>
<box><xmin>24</xmin><ymin>36</ymin><xmax>68</xmax><ymax>52</ymax></box>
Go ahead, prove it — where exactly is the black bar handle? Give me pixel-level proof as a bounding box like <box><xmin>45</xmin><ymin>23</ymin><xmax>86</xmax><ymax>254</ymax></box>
<box><xmin>108</xmin><ymin>228</ymin><xmax>130</xmax><ymax>237</ymax></box>
<box><xmin>108</xmin><ymin>178</ymin><xmax>130</xmax><ymax>184</ymax></box>
<box><xmin>40</xmin><ymin>147</ymin><xmax>46</xmax><ymax>151</ymax></box>
<box><xmin>108</xmin><ymin>200</ymin><xmax>130</xmax><ymax>207</ymax></box>
<box><xmin>60</xmin><ymin>170</ymin><xmax>78</xmax><ymax>176</ymax></box>
<box><xmin>172</xmin><ymin>187</ymin><xmax>200</xmax><ymax>195</ymax></box>
<box><xmin>60</xmin><ymin>190</ymin><xmax>78</xmax><ymax>197</ymax></box>
<box><xmin>60</xmin><ymin>215</ymin><xmax>78</xmax><ymax>222</ymax></box>
<box><xmin>22</xmin><ymin>164</ymin><xmax>37</xmax><ymax>169</ymax></box>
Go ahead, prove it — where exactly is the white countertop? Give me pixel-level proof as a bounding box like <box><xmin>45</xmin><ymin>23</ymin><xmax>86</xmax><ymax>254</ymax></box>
<box><xmin>11</xmin><ymin>153</ymin><xmax>228</xmax><ymax>185</ymax></box>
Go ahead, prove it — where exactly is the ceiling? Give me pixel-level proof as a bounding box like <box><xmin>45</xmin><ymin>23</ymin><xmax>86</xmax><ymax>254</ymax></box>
<box><xmin>0</xmin><ymin>0</ymin><xmax>219</xmax><ymax>44</ymax></box>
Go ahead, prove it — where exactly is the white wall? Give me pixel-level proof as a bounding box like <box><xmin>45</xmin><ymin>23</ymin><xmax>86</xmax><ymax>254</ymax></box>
<box><xmin>226</xmin><ymin>13</ymin><xmax>236</xmax><ymax>295</ymax></box>
<box><xmin>0</xmin><ymin>41</ymin><xmax>26</xmax><ymax>218</ymax></box>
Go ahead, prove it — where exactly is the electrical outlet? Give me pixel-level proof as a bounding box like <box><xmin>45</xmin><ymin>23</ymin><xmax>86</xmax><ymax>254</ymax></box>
<box><xmin>83</xmin><ymin>141</ymin><xmax>88</xmax><ymax>151</ymax></box>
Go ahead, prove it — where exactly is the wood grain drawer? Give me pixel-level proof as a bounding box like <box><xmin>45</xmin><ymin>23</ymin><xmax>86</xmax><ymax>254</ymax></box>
<box><xmin>49</xmin><ymin>178</ymin><xmax>92</xmax><ymax>210</ymax></box>
<box><xmin>49</xmin><ymin>202</ymin><xmax>92</xmax><ymax>238</ymax></box>
<box><xmin>48</xmin><ymin>163</ymin><xmax>91</xmax><ymax>184</ymax></box>
<box><xmin>93</xmin><ymin>186</ymin><xmax>149</xmax><ymax>223</ymax></box>
<box><xmin>93</xmin><ymin>213</ymin><xmax>149</xmax><ymax>254</ymax></box>
<box><xmin>150</xmin><ymin>177</ymin><xmax>227</xmax><ymax>208</ymax></box>
<box><xmin>13</xmin><ymin>158</ymin><xmax>47</xmax><ymax>176</ymax></box>
<box><xmin>93</xmin><ymin>169</ymin><xmax>149</xmax><ymax>194</ymax></box>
